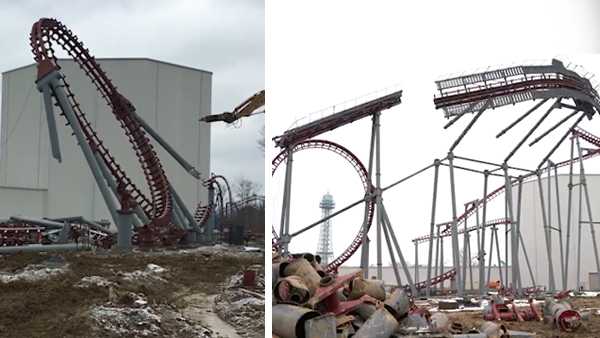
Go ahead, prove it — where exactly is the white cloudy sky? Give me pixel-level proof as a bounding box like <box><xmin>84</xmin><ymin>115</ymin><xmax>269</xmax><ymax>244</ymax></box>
<box><xmin>0</xmin><ymin>0</ymin><xmax>264</xmax><ymax>192</ymax></box>
<box><xmin>267</xmin><ymin>0</ymin><xmax>600</xmax><ymax>268</ymax></box>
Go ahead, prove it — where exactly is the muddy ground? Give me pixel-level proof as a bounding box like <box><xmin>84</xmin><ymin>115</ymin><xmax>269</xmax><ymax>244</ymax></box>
<box><xmin>0</xmin><ymin>245</ymin><xmax>264</xmax><ymax>338</ymax></box>
<box><xmin>443</xmin><ymin>297</ymin><xmax>600</xmax><ymax>338</ymax></box>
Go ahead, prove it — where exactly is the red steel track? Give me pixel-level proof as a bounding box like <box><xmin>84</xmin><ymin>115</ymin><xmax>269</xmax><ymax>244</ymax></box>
<box><xmin>412</xmin><ymin>218</ymin><xmax>510</xmax><ymax>245</ymax></box>
<box><xmin>271</xmin><ymin>139</ymin><xmax>375</xmax><ymax>272</ymax></box>
<box><xmin>434</xmin><ymin>74</ymin><xmax>600</xmax><ymax>113</ymax></box>
<box><xmin>30</xmin><ymin>18</ymin><xmax>176</xmax><ymax>242</ymax></box>
<box><xmin>410</xmin><ymin>269</ymin><xmax>457</xmax><ymax>292</ymax></box>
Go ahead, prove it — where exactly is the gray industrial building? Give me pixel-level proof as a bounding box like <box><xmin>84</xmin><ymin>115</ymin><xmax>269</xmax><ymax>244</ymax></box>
<box><xmin>0</xmin><ymin>58</ymin><xmax>211</xmax><ymax>227</ymax></box>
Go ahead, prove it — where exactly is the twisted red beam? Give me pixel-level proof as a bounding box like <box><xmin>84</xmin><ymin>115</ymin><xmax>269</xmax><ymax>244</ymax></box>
<box><xmin>30</xmin><ymin>18</ymin><xmax>174</xmax><ymax>238</ymax></box>
<box><xmin>272</xmin><ymin>139</ymin><xmax>375</xmax><ymax>272</ymax></box>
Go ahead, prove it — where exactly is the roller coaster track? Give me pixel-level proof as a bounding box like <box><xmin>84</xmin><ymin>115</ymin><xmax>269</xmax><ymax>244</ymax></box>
<box><xmin>30</xmin><ymin>18</ymin><xmax>175</xmax><ymax>242</ymax></box>
<box><xmin>194</xmin><ymin>205</ymin><xmax>212</xmax><ymax>227</ymax></box>
<box><xmin>406</xmin><ymin>268</ymin><xmax>457</xmax><ymax>292</ymax></box>
<box><xmin>434</xmin><ymin>60</ymin><xmax>600</xmax><ymax>117</ymax></box>
<box><xmin>273</xmin><ymin>89</ymin><xmax>402</xmax><ymax>148</ymax></box>
<box><xmin>271</xmin><ymin>139</ymin><xmax>375</xmax><ymax>272</ymax></box>
<box><xmin>0</xmin><ymin>224</ymin><xmax>42</xmax><ymax>246</ymax></box>
<box><xmin>412</xmin><ymin>218</ymin><xmax>510</xmax><ymax>245</ymax></box>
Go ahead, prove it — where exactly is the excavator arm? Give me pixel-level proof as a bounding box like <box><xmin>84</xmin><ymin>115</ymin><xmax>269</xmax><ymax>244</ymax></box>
<box><xmin>201</xmin><ymin>89</ymin><xmax>265</xmax><ymax>123</ymax></box>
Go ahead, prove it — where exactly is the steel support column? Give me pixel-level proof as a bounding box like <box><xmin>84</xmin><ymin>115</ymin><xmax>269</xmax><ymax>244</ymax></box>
<box><xmin>426</xmin><ymin>160</ymin><xmax>440</xmax><ymax>296</ymax></box>
<box><xmin>447</xmin><ymin>152</ymin><xmax>463</xmax><ymax>296</ymax></box>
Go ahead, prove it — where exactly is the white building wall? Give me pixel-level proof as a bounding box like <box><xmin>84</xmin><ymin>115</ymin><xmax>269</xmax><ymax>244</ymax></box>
<box><xmin>0</xmin><ymin>58</ymin><xmax>211</xmax><ymax>227</ymax></box>
<box><xmin>515</xmin><ymin>174</ymin><xmax>600</xmax><ymax>290</ymax></box>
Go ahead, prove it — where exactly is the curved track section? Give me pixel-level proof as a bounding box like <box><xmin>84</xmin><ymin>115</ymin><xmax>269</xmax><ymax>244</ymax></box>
<box><xmin>408</xmin><ymin>269</ymin><xmax>457</xmax><ymax>292</ymax></box>
<box><xmin>272</xmin><ymin>139</ymin><xmax>374</xmax><ymax>272</ymax></box>
<box><xmin>30</xmin><ymin>18</ymin><xmax>174</xmax><ymax>242</ymax></box>
<box><xmin>434</xmin><ymin>60</ymin><xmax>600</xmax><ymax>117</ymax></box>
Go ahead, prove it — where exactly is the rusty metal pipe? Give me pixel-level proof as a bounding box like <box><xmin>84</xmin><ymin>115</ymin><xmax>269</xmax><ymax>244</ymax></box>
<box><xmin>272</xmin><ymin>304</ymin><xmax>320</xmax><ymax>338</ymax></box>
<box><xmin>384</xmin><ymin>288</ymin><xmax>410</xmax><ymax>320</ymax></box>
<box><xmin>353</xmin><ymin>307</ymin><xmax>399</xmax><ymax>338</ymax></box>
<box><xmin>348</xmin><ymin>277</ymin><xmax>386</xmax><ymax>300</ymax></box>
<box><xmin>274</xmin><ymin>276</ymin><xmax>310</xmax><ymax>304</ymax></box>
<box><xmin>282</xmin><ymin>258</ymin><xmax>321</xmax><ymax>295</ymax></box>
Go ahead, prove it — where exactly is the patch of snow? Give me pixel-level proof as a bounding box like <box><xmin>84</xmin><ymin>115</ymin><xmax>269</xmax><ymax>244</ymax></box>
<box><xmin>0</xmin><ymin>264</ymin><xmax>67</xmax><ymax>283</ymax></box>
<box><xmin>76</xmin><ymin>275</ymin><xmax>115</xmax><ymax>288</ymax></box>
<box><xmin>118</xmin><ymin>264</ymin><xmax>167</xmax><ymax>282</ymax></box>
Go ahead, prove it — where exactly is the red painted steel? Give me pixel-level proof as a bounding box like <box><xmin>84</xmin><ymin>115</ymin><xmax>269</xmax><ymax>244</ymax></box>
<box><xmin>271</xmin><ymin>139</ymin><xmax>375</xmax><ymax>272</ymax></box>
<box><xmin>30</xmin><ymin>18</ymin><xmax>179</xmax><ymax>244</ymax></box>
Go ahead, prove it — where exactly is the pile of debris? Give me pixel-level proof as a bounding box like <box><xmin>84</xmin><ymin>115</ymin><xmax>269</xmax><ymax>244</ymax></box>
<box><xmin>272</xmin><ymin>253</ymin><xmax>543</xmax><ymax>338</ymax></box>
<box><xmin>214</xmin><ymin>264</ymin><xmax>265</xmax><ymax>338</ymax></box>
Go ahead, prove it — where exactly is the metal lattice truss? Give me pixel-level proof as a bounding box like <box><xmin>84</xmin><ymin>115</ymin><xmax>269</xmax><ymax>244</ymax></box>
<box><xmin>434</xmin><ymin>59</ymin><xmax>600</xmax><ymax>118</ymax></box>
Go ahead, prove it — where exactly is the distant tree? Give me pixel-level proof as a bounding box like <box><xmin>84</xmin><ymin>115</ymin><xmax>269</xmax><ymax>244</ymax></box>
<box><xmin>221</xmin><ymin>177</ymin><xmax>265</xmax><ymax>240</ymax></box>
<box><xmin>235</xmin><ymin>177</ymin><xmax>260</xmax><ymax>202</ymax></box>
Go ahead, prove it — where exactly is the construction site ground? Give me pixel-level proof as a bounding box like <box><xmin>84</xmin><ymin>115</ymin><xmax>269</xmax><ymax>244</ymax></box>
<box><xmin>428</xmin><ymin>296</ymin><xmax>600</xmax><ymax>337</ymax></box>
<box><xmin>0</xmin><ymin>244</ymin><xmax>264</xmax><ymax>338</ymax></box>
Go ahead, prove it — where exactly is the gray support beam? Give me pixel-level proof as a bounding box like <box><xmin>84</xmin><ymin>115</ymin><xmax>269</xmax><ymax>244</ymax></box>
<box><xmin>553</xmin><ymin>165</ymin><xmax>566</xmax><ymax>290</ymax></box>
<box><xmin>449</xmin><ymin>100</ymin><xmax>490</xmax><ymax>152</ymax></box>
<box><xmin>479</xmin><ymin>171</ymin><xmax>489</xmax><ymax>296</ymax></box>
<box><xmin>440</xmin><ymin>235</ymin><xmax>445</xmax><ymax>289</ymax></box>
<box><xmin>536</xmin><ymin>172</ymin><xmax>556</xmax><ymax>291</ymax></box>
<box><xmin>515</xmin><ymin>177</ymin><xmax>524</xmax><ymax>292</ymax></box>
<box><xmin>39</xmin><ymin>71</ymin><xmax>125</xmax><ymax>237</ymax></box>
<box><xmin>565</xmin><ymin>136</ymin><xmax>575</xmax><ymax>289</ymax></box>
<box><xmin>170</xmin><ymin>185</ymin><xmax>199</xmax><ymax>230</ymax></box>
<box><xmin>503</xmin><ymin>164</ymin><xmax>518</xmax><ymax>293</ymax></box>
<box><xmin>496</xmin><ymin>98</ymin><xmax>549</xmax><ymax>138</ymax></box>
<box><xmin>536</xmin><ymin>112</ymin><xmax>586</xmax><ymax>170</ymax></box>
<box><xmin>93</xmin><ymin>152</ymin><xmax>146</xmax><ymax>227</ymax></box>
<box><xmin>374</xmin><ymin>112</ymin><xmax>383</xmax><ymax>280</ymax></box>
<box><xmin>414</xmin><ymin>242</ymin><xmax>419</xmax><ymax>285</ymax></box>
<box><xmin>381</xmin><ymin>205</ymin><xmax>416</xmax><ymax>295</ymax></box>
<box><xmin>528</xmin><ymin>109</ymin><xmax>579</xmax><ymax>147</ymax></box>
<box><xmin>132</xmin><ymin>111</ymin><xmax>201</xmax><ymax>179</ymax></box>
<box><xmin>380</xmin><ymin>209</ymin><xmax>402</xmax><ymax>287</ymax></box>
<box><xmin>519</xmin><ymin>231</ymin><xmax>536</xmax><ymax>288</ymax></box>
<box><xmin>486</xmin><ymin>227</ymin><xmax>495</xmax><ymax>284</ymax></box>
<box><xmin>577</xmin><ymin>175</ymin><xmax>583</xmax><ymax>290</ymax></box>
<box><xmin>361</xmin><ymin>114</ymin><xmax>378</xmax><ymax>277</ymax></box>
<box><xmin>505</xmin><ymin>98</ymin><xmax>560</xmax><ymax>163</ymax></box>
<box><xmin>447</xmin><ymin>152</ymin><xmax>463</xmax><ymax>296</ymax></box>
<box><xmin>462</xmin><ymin>207</ymin><xmax>469</xmax><ymax>292</ymax></box>
<box><xmin>426</xmin><ymin>160</ymin><xmax>440</xmax><ymax>297</ymax></box>
<box><xmin>40</xmin><ymin>85</ymin><xmax>62</xmax><ymax>162</ymax></box>
<box><xmin>434</xmin><ymin>227</ymin><xmax>441</xmax><ymax>292</ymax></box>
<box><xmin>547</xmin><ymin>163</ymin><xmax>552</xmax><ymax>270</ymax></box>
<box><xmin>494</xmin><ymin>226</ymin><xmax>503</xmax><ymax>286</ymax></box>
<box><xmin>279</xmin><ymin>148</ymin><xmax>294</xmax><ymax>254</ymax></box>
<box><xmin>576</xmin><ymin>136</ymin><xmax>600</xmax><ymax>272</ymax></box>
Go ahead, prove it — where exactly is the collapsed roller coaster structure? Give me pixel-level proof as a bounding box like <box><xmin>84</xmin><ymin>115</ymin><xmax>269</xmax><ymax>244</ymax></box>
<box><xmin>27</xmin><ymin>18</ymin><xmax>211</xmax><ymax>250</ymax></box>
<box><xmin>273</xmin><ymin>59</ymin><xmax>600</xmax><ymax>297</ymax></box>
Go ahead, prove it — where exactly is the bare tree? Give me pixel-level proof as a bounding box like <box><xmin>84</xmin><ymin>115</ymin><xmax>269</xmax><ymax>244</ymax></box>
<box><xmin>235</xmin><ymin>177</ymin><xmax>259</xmax><ymax>202</ymax></box>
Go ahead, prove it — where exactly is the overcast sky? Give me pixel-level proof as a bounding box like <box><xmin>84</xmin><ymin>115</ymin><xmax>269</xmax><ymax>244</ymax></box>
<box><xmin>0</xmin><ymin>0</ymin><xmax>264</xmax><ymax>194</ymax></box>
<box><xmin>268</xmin><ymin>0</ymin><xmax>600</xmax><ymax>269</ymax></box>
